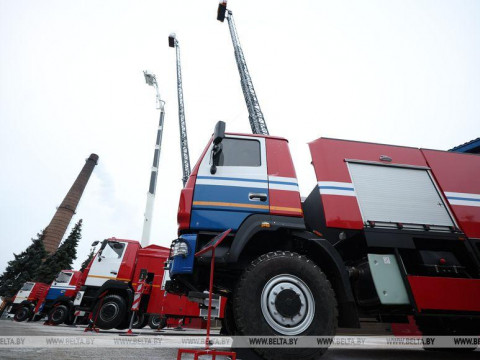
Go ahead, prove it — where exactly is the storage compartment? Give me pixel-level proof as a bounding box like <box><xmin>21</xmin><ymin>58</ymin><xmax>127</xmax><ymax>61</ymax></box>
<box><xmin>347</xmin><ymin>162</ymin><xmax>454</xmax><ymax>228</ymax></box>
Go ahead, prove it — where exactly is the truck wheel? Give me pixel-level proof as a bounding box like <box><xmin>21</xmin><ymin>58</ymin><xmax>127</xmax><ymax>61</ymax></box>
<box><xmin>14</xmin><ymin>307</ymin><xmax>31</xmax><ymax>322</ymax></box>
<box><xmin>48</xmin><ymin>305</ymin><xmax>69</xmax><ymax>325</ymax></box>
<box><xmin>132</xmin><ymin>312</ymin><xmax>146</xmax><ymax>329</ymax></box>
<box><xmin>94</xmin><ymin>294</ymin><xmax>127</xmax><ymax>330</ymax></box>
<box><xmin>220</xmin><ymin>300</ymin><xmax>237</xmax><ymax>335</ymax></box>
<box><xmin>233</xmin><ymin>251</ymin><xmax>337</xmax><ymax>360</ymax></box>
<box><xmin>148</xmin><ymin>314</ymin><xmax>166</xmax><ymax>329</ymax></box>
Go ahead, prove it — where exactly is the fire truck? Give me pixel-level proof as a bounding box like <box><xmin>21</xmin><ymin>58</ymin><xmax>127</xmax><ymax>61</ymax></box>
<box><xmin>8</xmin><ymin>282</ymin><xmax>49</xmax><ymax>322</ymax></box>
<box><xmin>39</xmin><ymin>270</ymin><xmax>82</xmax><ymax>325</ymax></box>
<box><xmin>74</xmin><ymin>238</ymin><xmax>224</xmax><ymax>330</ymax></box>
<box><xmin>166</xmin><ymin>121</ymin><xmax>480</xmax><ymax>359</ymax></box>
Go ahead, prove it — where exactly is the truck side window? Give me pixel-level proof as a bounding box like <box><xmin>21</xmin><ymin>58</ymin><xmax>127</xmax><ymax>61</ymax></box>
<box><xmin>55</xmin><ymin>272</ymin><xmax>73</xmax><ymax>283</ymax></box>
<box><xmin>20</xmin><ymin>283</ymin><xmax>34</xmax><ymax>291</ymax></box>
<box><xmin>102</xmin><ymin>242</ymin><xmax>125</xmax><ymax>259</ymax></box>
<box><xmin>218</xmin><ymin>138</ymin><xmax>261</xmax><ymax>167</ymax></box>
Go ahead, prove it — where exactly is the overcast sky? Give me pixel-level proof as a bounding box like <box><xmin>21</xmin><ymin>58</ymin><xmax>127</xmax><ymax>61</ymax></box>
<box><xmin>1</xmin><ymin>0</ymin><xmax>479</xmax><ymax>274</ymax></box>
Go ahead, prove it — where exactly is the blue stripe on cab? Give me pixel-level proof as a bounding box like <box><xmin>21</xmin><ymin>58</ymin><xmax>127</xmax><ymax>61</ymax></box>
<box><xmin>318</xmin><ymin>186</ymin><xmax>355</xmax><ymax>191</ymax></box>
<box><xmin>447</xmin><ymin>196</ymin><xmax>480</xmax><ymax>202</ymax></box>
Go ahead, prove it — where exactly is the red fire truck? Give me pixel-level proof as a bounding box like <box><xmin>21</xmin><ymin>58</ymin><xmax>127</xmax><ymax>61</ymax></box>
<box><xmin>166</xmin><ymin>121</ymin><xmax>480</xmax><ymax>359</ymax></box>
<box><xmin>8</xmin><ymin>282</ymin><xmax>49</xmax><ymax>322</ymax></box>
<box><xmin>74</xmin><ymin>238</ymin><xmax>224</xmax><ymax>330</ymax></box>
<box><xmin>38</xmin><ymin>270</ymin><xmax>82</xmax><ymax>325</ymax></box>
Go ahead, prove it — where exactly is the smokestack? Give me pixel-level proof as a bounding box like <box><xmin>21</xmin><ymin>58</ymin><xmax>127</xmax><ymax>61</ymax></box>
<box><xmin>43</xmin><ymin>154</ymin><xmax>99</xmax><ymax>253</ymax></box>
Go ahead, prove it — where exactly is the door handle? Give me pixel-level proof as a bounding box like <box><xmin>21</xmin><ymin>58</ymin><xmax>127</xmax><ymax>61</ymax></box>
<box><xmin>249</xmin><ymin>193</ymin><xmax>267</xmax><ymax>202</ymax></box>
<box><xmin>110</xmin><ymin>271</ymin><xmax>118</xmax><ymax>275</ymax></box>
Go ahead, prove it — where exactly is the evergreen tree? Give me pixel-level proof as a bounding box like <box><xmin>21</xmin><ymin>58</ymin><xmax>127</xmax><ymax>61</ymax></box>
<box><xmin>0</xmin><ymin>231</ymin><xmax>47</xmax><ymax>298</ymax></box>
<box><xmin>34</xmin><ymin>219</ymin><xmax>82</xmax><ymax>284</ymax></box>
<box><xmin>80</xmin><ymin>248</ymin><xmax>95</xmax><ymax>272</ymax></box>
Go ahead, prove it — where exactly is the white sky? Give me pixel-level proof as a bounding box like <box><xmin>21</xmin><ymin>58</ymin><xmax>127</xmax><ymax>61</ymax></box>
<box><xmin>0</xmin><ymin>0</ymin><xmax>479</xmax><ymax>273</ymax></box>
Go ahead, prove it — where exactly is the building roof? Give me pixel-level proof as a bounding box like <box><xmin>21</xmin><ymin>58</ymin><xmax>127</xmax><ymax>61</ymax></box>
<box><xmin>449</xmin><ymin>137</ymin><xmax>480</xmax><ymax>153</ymax></box>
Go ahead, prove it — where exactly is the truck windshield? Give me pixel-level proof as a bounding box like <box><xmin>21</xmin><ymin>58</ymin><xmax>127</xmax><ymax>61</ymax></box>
<box><xmin>20</xmin><ymin>283</ymin><xmax>34</xmax><ymax>291</ymax></box>
<box><xmin>55</xmin><ymin>272</ymin><xmax>73</xmax><ymax>284</ymax></box>
<box><xmin>102</xmin><ymin>242</ymin><xmax>125</xmax><ymax>259</ymax></box>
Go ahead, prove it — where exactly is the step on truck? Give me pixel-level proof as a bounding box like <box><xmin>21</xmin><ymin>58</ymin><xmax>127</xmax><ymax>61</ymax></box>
<box><xmin>166</xmin><ymin>121</ymin><xmax>480</xmax><ymax>359</ymax></box>
<box><xmin>74</xmin><ymin>238</ymin><xmax>224</xmax><ymax>330</ymax></box>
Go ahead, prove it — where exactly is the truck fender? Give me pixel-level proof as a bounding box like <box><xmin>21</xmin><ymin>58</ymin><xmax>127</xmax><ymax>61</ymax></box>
<box><xmin>20</xmin><ymin>300</ymin><xmax>34</xmax><ymax>308</ymax></box>
<box><xmin>53</xmin><ymin>296</ymin><xmax>75</xmax><ymax>309</ymax></box>
<box><xmin>95</xmin><ymin>280</ymin><xmax>133</xmax><ymax>307</ymax></box>
<box><xmin>226</xmin><ymin>214</ymin><xmax>306</xmax><ymax>263</ymax></box>
<box><xmin>292</xmin><ymin>232</ymin><xmax>360</xmax><ymax>328</ymax></box>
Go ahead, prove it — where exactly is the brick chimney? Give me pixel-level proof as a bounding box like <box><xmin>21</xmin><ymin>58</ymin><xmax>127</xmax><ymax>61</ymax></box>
<box><xmin>43</xmin><ymin>154</ymin><xmax>99</xmax><ymax>253</ymax></box>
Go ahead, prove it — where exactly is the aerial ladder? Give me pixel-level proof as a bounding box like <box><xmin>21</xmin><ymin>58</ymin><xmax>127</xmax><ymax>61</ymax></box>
<box><xmin>141</xmin><ymin>71</ymin><xmax>165</xmax><ymax>247</ymax></box>
<box><xmin>217</xmin><ymin>1</ymin><xmax>269</xmax><ymax>136</ymax></box>
<box><xmin>169</xmin><ymin>33</ymin><xmax>191</xmax><ymax>187</ymax></box>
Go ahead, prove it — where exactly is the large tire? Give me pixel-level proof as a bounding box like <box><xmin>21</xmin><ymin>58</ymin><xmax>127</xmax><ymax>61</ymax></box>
<box><xmin>94</xmin><ymin>294</ymin><xmax>127</xmax><ymax>330</ymax></box>
<box><xmin>233</xmin><ymin>251</ymin><xmax>337</xmax><ymax>360</ymax></box>
<box><xmin>148</xmin><ymin>314</ymin><xmax>166</xmax><ymax>329</ymax></box>
<box><xmin>48</xmin><ymin>305</ymin><xmax>69</xmax><ymax>325</ymax></box>
<box><xmin>14</xmin><ymin>306</ymin><xmax>31</xmax><ymax>322</ymax></box>
<box><xmin>132</xmin><ymin>312</ymin><xmax>148</xmax><ymax>329</ymax></box>
<box><xmin>220</xmin><ymin>299</ymin><xmax>237</xmax><ymax>335</ymax></box>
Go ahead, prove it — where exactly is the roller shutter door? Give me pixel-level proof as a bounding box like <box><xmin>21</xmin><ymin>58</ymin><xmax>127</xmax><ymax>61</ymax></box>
<box><xmin>348</xmin><ymin>162</ymin><xmax>454</xmax><ymax>227</ymax></box>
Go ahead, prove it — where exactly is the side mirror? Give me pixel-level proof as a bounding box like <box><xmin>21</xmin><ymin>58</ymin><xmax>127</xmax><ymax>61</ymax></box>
<box><xmin>91</xmin><ymin>241</ymin><xmax>99</xmax><ymax>247</ymax></box>
<box><xmin>213</xmin><ymin>121</ymin><xmax>225</xmax><ymax>145</ymax></box>
<box><xmin>210</xmin><ymin>121</ymin><xmax>226</xmax><ymax>174</ymax></box>
<box><xmin>210</xmin><ymin>143</ymin><xmax>223</xmax><ymax>175</ymax></box>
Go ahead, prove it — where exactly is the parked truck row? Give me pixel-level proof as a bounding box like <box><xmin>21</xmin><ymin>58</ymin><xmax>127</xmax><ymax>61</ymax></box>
<box><xmin>5</xmin><ymin>238</ymin><xmax>222</xmax><ymax>331</ymax></box>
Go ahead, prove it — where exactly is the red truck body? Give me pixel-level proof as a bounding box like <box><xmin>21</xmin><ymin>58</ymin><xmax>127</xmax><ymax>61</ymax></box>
<box><xmin>167</xmin><ymin>124</ymin><xmax>480</xmax><ymax>359</ymax></box>
<box><xmin>75</xmin><ymin>238</ymin><xmax>221</xmax><ymax>330</ymax></box>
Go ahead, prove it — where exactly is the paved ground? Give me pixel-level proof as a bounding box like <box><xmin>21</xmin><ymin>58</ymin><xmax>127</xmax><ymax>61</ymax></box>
<box><xmin>0</xmin><ymin>319</ymin><xmax>477</xmax><ymax>359</ymax></box>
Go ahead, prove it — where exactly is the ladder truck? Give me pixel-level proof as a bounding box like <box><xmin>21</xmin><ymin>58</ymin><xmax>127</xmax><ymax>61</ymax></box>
<box><xmin>169</xmin><ymin>33</ymin><xmax>191</xmax><ymax>187</ymax></box>
<box><xmin>217</xmin><ymin>0</ymin><xmax>269</xmax><ymax>136</ymax></box>
<box><xmin>166</xmin><ymin>121</ymin><xmax>480</xmax><ymax>359</ymax></box>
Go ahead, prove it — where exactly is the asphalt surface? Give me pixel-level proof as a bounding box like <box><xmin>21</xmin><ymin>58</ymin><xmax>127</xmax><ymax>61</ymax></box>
<box><xmin>0</xmin><ymin>319</ymin><xmax>478</xmax><ymax>360</ymax></box>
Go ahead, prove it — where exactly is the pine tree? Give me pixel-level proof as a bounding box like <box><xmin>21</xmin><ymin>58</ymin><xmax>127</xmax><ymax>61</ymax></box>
<box><xmin>34</xmin><ymin>219</ymin><xmax>82</xmax><ymax>284</ymax></box>
<box><xmin>80</xmin><ymin>248</ymin><xmax>95</xmax><ymax>272</ymax></box>
<box><xmin>0</xmin><ymin>231</ymin><xmax>47</xmax><ymax>298</ymax></box>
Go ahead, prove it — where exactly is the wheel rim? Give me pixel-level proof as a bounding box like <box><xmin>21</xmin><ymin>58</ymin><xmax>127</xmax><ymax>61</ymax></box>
<box><xmin>52</xmin><ymin>308</ymin><xmax>64</xmax><ymax>322</ymax></box>
<box><xmin>151</xmin><ymin>316</ymin><xmax>160</xmax><ymax>327</ymax></box>
<box><xmin>100</xmin><ymin>302</ymin><xmax>119</xmax><ymax>322</ymax></box>
<box><xmin>261</xmin><ymin>274</ymin><xmax>315</xmax><ymax>335</ymax></box>
<box><xmin>17</xmin><ymin>308</ymin><xmax>28</xmax><ymax>320</ymax></box>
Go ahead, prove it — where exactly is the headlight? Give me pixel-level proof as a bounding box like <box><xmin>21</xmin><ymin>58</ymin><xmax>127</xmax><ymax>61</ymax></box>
<box><xmin>172</xmin><ymin>241</ymin><xmax>189</xmax><ymax>257</ymax></box>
